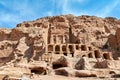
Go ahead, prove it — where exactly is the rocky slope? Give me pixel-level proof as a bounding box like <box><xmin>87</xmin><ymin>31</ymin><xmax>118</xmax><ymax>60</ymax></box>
<box><xmin>0</xmin><ymin>14</ymin><xmax>120</xmax><ymax>79</ymax></box>
<box><xmin>0</xmin><ymin>14</ymin><xmax>120</xmax><ymax>61</ymax></box>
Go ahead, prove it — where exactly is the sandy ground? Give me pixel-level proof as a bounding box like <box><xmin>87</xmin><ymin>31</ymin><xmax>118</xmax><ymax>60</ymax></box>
<box><xmin>30</xmin><ymin>75</ymin><xmax>119</xmax><ymax>80</ymax></box>
<box><xmin>0</xmin><ymin>74</ymin><xmax>119</xmax><ymax>80</ymax></box>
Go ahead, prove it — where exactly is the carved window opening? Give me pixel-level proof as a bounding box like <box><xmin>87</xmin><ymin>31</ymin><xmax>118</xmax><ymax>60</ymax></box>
<box><xmin>62</xmin><ymin>46</ymin><xmax>66</xmax><ymax>51</ymax></box>
<box><xmin>94</xmin><ymin>50</ymin><xmax>101</xmax><ymax>58</ymax></box>
<box><xmin>71</xmin><ymin>52</ymin><xmax>74</xmax><ymax>57</ymax></box>
<box><xmin>53</xmin><ymin>36</ymin><xmax>56</xmax><ymax>44</ymax></box>
<box><xmin>55</xmin><ymin>45</ymin><xmax>60</xmax><ymax>51</ymax></box>
<box><xmin>48</xmin><ymin>45</ymin><xmax>53</xmax><ymax>51</ymax></box>
<box><xmin>76</xmin><ymin>45</ymin><xmax>79</xmax><ymax>50</ymax></box>
<box><xmin>88</xmin><ymin>53</ymin><xmax>93</xmax><ymax>58</ymax></box>
<box><xmin>69</xmin><ymin>45</ymin><xmax>73</xmax><ymax>52</ymax></box>
<box><xmin>103</xmin><ymin>53</ymin><xmax>109</xmax><ymax>59</ymax></box>
<box><xmin>81</xmin><ymin>45</ymin><xmax>87</xmax><ymax>51</ymax></box>
<box><xmin>88</xmin><ymin>47</ymin><xmax>92</xmax><ymax>51</ymax></box>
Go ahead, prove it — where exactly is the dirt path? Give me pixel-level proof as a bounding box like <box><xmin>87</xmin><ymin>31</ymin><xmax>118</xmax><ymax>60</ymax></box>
<box><xmin>30</xmin><ymin>75</ymin><xmax>118</xmax><ymax>80</ymax></box>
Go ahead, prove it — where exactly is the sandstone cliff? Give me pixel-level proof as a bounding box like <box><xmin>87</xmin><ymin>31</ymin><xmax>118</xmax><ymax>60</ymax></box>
<box><xmin>0</xmin><ymin>14</ymin><xmax>120</xmax><ymax>79</ymax></box>
<box><xmin>0</xmin><ymin>14</ymin><xmax>120</xmax><ymax>62</ymax></box>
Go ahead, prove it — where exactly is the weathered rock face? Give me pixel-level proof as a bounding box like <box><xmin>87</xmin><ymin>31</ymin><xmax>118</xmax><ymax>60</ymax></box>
<box><xmin>15</xmin><ymin>60</ymin><xmax>48</xmax><ymax>75</ymax></box>
<box><xmin>0</xmin><ymin>15</ymin><xmax>120</xmax><ymax>62</ymax></box>
<box><xmin>75</xmin><ymin>70</ymin><xmax>97</xmax><ymax>77</ymax></box>
<box><xmin>0</xmin><ymin>14</ymin><xmax>120</xmax><ymax>79</ymax></box>
<box><xmin>95</xmin><ymin>60</ymin><xmax>120</xmax><ymax>69</ymax></box>
<box><xmin>75</xmin><ymin>57</ymin><xmax>91</xmax><ymax>70</ymax></box>
<box><xmin>0</xmin><ymin>41</ymin><xmax>17</xmax><ymax>66</ymax></box>
<box><xmin>55</xmin><ymin>68</ymin><xmax>75</xmax><ymax>77</ymax></box>
<box><xmin>52</xmin><ymin>56</ymin><xmax>77</xmax><ymax>69</ymax></box>
<box><xmin>14</xmin><ymin>37</ymin><xmax>29</xmax><ymax>57</ymax></box>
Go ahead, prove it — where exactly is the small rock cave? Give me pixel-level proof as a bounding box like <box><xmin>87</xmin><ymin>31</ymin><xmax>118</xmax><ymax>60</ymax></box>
<box><xmin>111</xmin><ymin>74</ymin><xmax>120</xmax><ymax>78</ymax></box>
<box><xmin>53</xmin><ymin>64</ymin><xmax>64</xmax><ymax>69</ymax></box>
<box><xmin>109</xmin><ymin>71</ymin><xmax>116</xmax><ymax>74</ymax></box>
<box><xmin>52</xmin><ymin>63</ymin><xmax>67</xmax><ymax>69</ymax></box>
<box><xmin>103</xmin><ymin>53</ymin><xmax>109</xmax><ymax>59</ymax></box>
<box><xmin>31</xmin><ymin>67</ymin><xmax>46</xmax><ymax>75</ymax></box>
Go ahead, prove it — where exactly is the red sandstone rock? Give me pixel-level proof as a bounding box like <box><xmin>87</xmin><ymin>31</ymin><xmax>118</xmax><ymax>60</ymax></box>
<box><xmin>55</xmin><ymin>67</ymin><xmax>75</xmax><ymax>77</ymax></box>
<box><xmin>75</xmin><ymin>57</ymin><xmax>91</xmax><ymax>70</ymax></box>
<box><xmin>75</xmin><ymin>70</ymin><xmax>97</xmax><ymax>77</ymax></box>
<box><xmin>0</xmin><ymin>15</ymin><xmax>120</xmax><ymax>79</ymax></box>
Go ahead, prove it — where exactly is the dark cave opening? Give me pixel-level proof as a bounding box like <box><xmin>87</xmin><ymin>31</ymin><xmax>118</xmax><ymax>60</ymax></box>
<box><xmin>31</xmin><ymin>68</ymin><xmax>46</xmax><ymax>75</ymax></box>
<box><xmin>53</xmin><ymin>64</ymin><xmax>64</xmax><ymax>69</ymax></box>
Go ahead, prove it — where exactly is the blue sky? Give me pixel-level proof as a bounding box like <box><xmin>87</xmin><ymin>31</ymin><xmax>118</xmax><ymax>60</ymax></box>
<box><xmin>0</xmin><ymin>0</ymin><xmax>120</xmax><ymax>28</ymax></box>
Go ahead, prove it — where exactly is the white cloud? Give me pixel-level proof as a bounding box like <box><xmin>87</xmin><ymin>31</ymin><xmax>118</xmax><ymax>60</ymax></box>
<box><xmin>54</xmin><ymin>0</ymin><xmax>89</xmax><ymax>16</ymax></box>
<box><xmin>76</xmin><ymin>0</ymin><xmax>86</xmax><ymax>3</ymax></box>
<box><xmin>0</xmin><ymin>0</ymin><xmax>88</xmax><ymax>28</ymax></box>
<box><xmin>53</xmin><ymin>0</ymin><xmax>120</xmax><ymax>18</ymax></box>
<box><xmin>0</xmin><ymin>0</ymin><xmax>36</xmax><ymax>28</ymax></box>
<box><xmin>1</xmin><ymin>0</ymin><xmax>120</xmax><ymax>28</ymax></box>
<box><xmin>0</xmin><ymin>13</ymin><xmax>19</xmax><ymax>22</ymax></box>
<box><xmin>0</xmin><ymin>1</ymin><xmax>6</xmax><ymax>6</ymax></box>
<box><xmin>95</xmin><ymin>0</ymin><xmax>120</xmax><ymax>17</ymax></box>
<box><xmin>0</xmin><ymin>12</ymin><xmax>22</xmax><ymax>28</ymax></box>
<box><xmin>46</xmin><ymin>11</ymin><xmax>53</xmax><ymax>16</ymax></box>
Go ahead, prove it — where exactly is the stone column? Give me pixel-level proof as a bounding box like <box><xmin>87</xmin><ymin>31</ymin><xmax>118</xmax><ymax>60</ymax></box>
<box><xmin>61</xmin><ymin>36</ymin><xmax>63</xmax><ymax>44</ymax></box>
<box><xmin>73</xmin><ymin>44</ymin><xmax>76</xmax><ymax>51</ymax></box>
<box><xmin>45</xmin><ymin>45</ymin><xmax>48</xmax><ymax>53</ymax></box>
<box><xmin>49</xmin><ymin>53</ymin><xmax>52</xmax><ymax>62</ymax></box>
<box><xmin>66</xmin><ymin>44</ymin><xmax>70</xmax><ymax>53</ymax></box>
<box><xmin>54</xmin><ymin>36</ymin><xmax>56</xmax><ymax>44</ymax></box>
<box><xmin>56</xmin><ymin>35</ymin><xmax>58</xmax><ymax>44</ymax></box>
<box><xmin>50</xmin><ymin>35</ymin><xmax>54</xmax><ymax>44</ymax></box>
<box><xmin>53</xmin><ymin>45</ymin><xmax>55</xmax><ymax>52</ymax></box>
<box><xmin>60</xmin><ymin>45</ymin><xmax>63</xmax><ymax>54</ymax></box>
<box><xmin>109</xmin><ymin>52</ymin><xmax>113</xmax><ymax>60</ymax></box>
<box><xmin>66</xmin><ymin>35</ymin><xmax>69</xmax><ymax>43</ymax></box>
<box><xmin>63</xmin><ymin>35</ymin><xmax>65</xmax><ymax>43</ymax></box>
<box><xmin>92</xmin><ymin>52</ymin><xmax>95</xmax><ymax>58</ymax></box>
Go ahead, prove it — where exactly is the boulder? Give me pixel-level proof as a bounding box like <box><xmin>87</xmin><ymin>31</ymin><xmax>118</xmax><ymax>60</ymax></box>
<box><xmin>55</xmin><ymin>68</ymin><xmax>97</xmax><ymax>77</ymax></box>
<box><xmin>15</xmin><ymin>61</ymin><xmax>48</xmax><ymax>75</ymax></box>
<box><xmin>75</xmin><ymin>70</ymin><xmax>97</xmax><ymax>77</ymax></box>
<box><xmin>52</xmin><ymin>56</ymin><xmax>78</xmax><ymax>69</ymax></box>
<box><xmin>95</xmin><ymin>60</ymin><xmax>120</xmax><ymax>69</ymax></box>
<box><xmin>55</xmin><ymin>67</ymin><xmax>75</xmax><ymax>77</ymax></box>
<box><xmin>52</xmin><ymin>56</ymin><xmax>73</xmax><ymax>69</ymax></box>
<box><xmin>75</xmin><ymin>57</ymin><xmax>91</xmax><ymax>70</ymax></box>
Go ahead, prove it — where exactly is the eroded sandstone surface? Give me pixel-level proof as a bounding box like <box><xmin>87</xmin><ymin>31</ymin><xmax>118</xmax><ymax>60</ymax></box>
<box><xmin>0</xmin><ymin>14</ymin><xmax>120</xmax><ymax>80</ymax></box>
